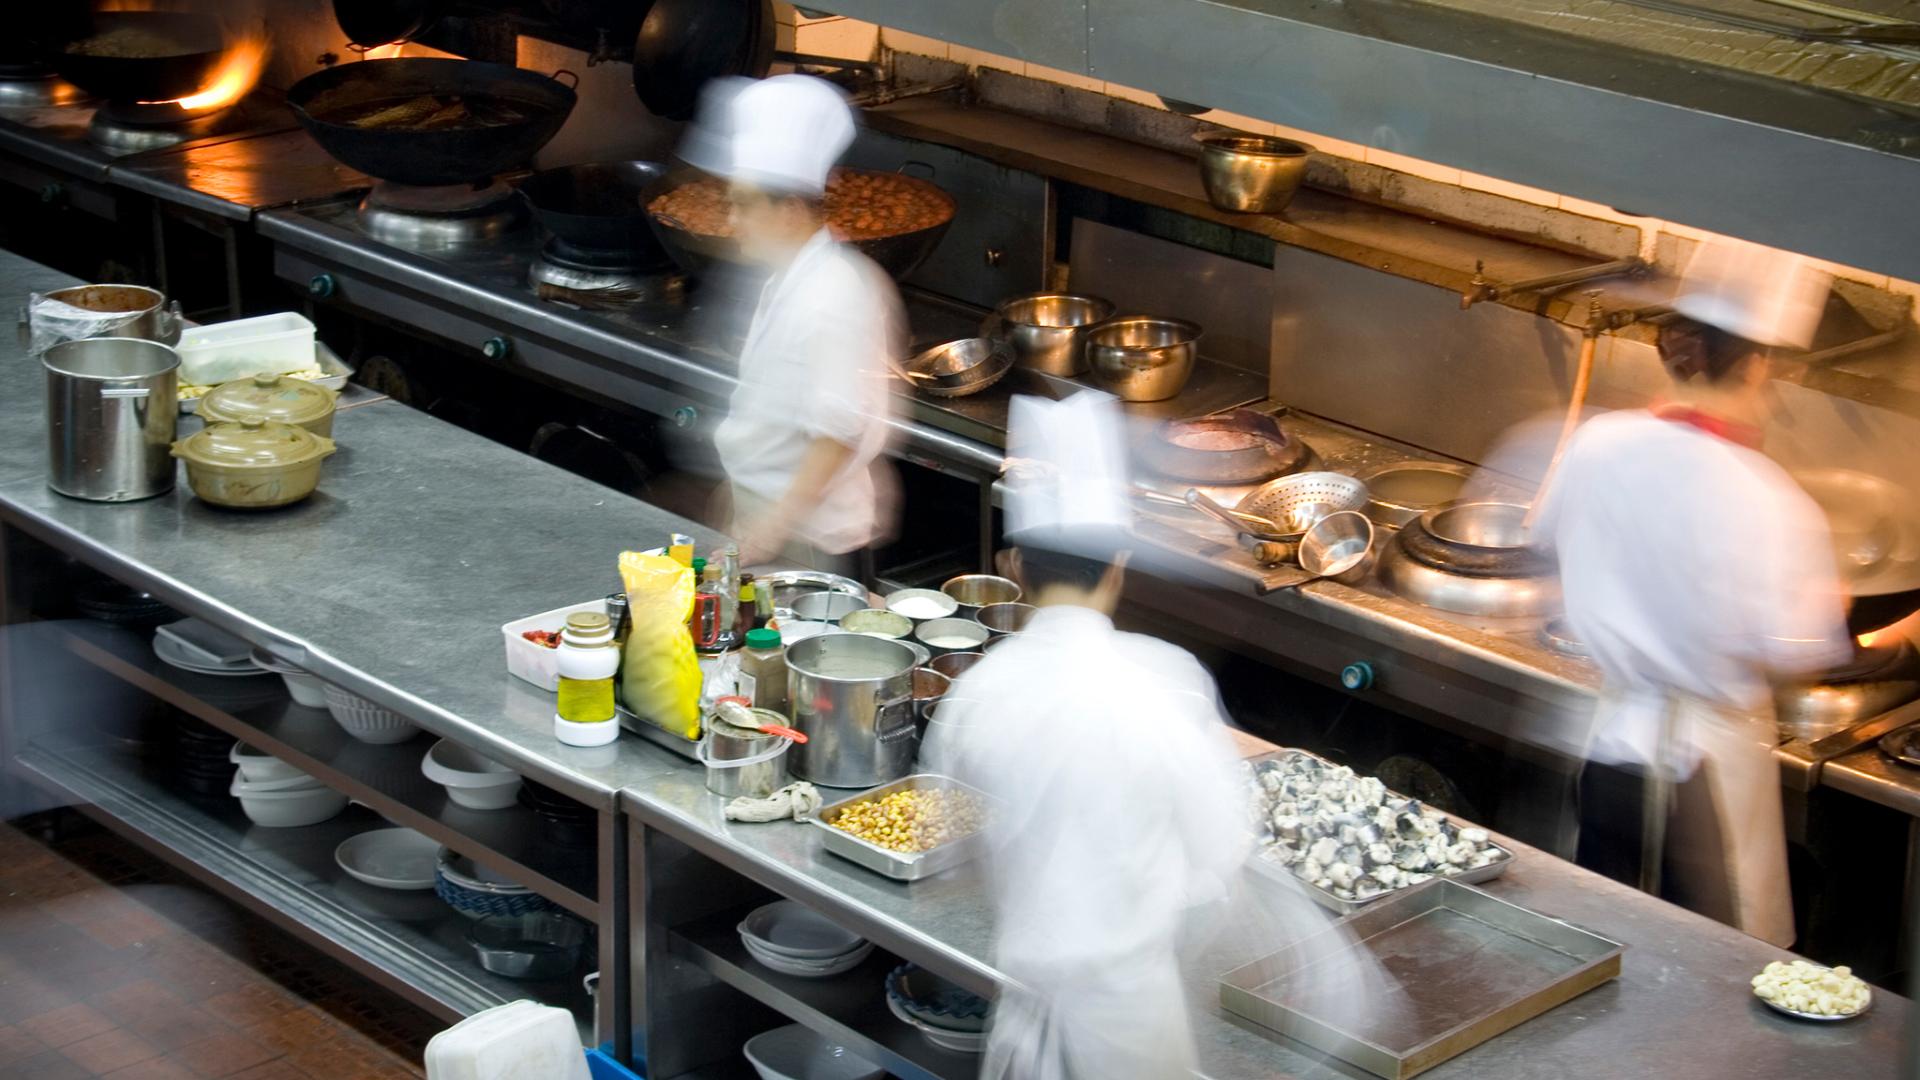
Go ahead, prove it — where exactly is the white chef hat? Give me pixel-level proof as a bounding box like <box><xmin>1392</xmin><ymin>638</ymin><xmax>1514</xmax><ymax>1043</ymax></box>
<box><xmin>675</xmin><ymin>76</ymin><xmax>754</xmax><ymax>179</ymax></box>
<box><xmin>1671</xmin><ymin>236</ymin><xmax>1832</xmax><ymax>349</ymax></box>
<box><xmin>1004</xmin><ymin>390</ymin><xmax>1134</xmax><ymax>558</ymax></box>
<box><xmin>712</xmin><ymin>74</ymin><xmax>855</xmax><ymax>197</ymax></box>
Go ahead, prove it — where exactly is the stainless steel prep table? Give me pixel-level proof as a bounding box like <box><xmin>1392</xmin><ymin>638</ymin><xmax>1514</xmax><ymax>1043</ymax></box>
<box><xmin>620</xmin><ymin>749</ymin><xmax>1908</xmax><ymax>1080</ymax></box>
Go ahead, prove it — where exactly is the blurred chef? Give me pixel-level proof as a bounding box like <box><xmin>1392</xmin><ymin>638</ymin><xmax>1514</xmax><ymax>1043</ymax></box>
<box><xmin>1533</xmin><ymin>237</ymin><xmax>1850</xmax><ymax>946</ymax></box>
<box><xmin>698</xmin><ymin>75</ymin><xmax>904</xmax><ymax>571</ymax></box>
<box><xmin>923</xmin><ymin>391</ymin><xmax>1250</xmax><ymax>1079</ymax></box>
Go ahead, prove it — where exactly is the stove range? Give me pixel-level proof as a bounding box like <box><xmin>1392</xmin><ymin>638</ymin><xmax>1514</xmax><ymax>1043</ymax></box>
<box><xmin>0</xmin><ymin>64</ymin><xmax>83</xmax><ymax>109</ymax></box>
<box><xmin>0</xmin><ymin>86</ymin><xmax>291</xmax><ymax>181</ymax></box>
<box><xmin>530</xmin><ymin>237</ymin><xmax>684</xmax><ymax>310</ymax></box>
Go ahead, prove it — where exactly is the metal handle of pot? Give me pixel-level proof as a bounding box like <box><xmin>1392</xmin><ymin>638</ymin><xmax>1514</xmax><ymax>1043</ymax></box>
<box><xmin>99</xmin><ymin>387</ymin><xmax>152</xmax><ymax>399</ymax></box>
<box><xmin>158</xmin><ymin>300</ymin><xmax>183</xmax><ymax>346</ymax></box>
<box><xmin>653</xmin><ymin>212</ymin><xmax>692</xmax><ymax>232</ymax></box>
<box><xmin>550</xmin><ymin>68</ymin><xmax>580</xmax><ymax>89</ymax></box>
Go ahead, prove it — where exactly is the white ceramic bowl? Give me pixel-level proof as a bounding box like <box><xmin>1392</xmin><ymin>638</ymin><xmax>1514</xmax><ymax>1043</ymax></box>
<box><xmin>248</xmin><ymin>649</ymin><xmax>330</xmax><ymax>707</ymax></box>
<box><xmin>422</xmin><ymin>739</ymin><xmax>523</xmax><ymax>810</ymax></box>
<box><xmin>743</xmin><ymin>1024</ymin><xmax>885</xmax><ymax>1080</ymax></box>
<box><xmin>335</xmin><ymin>828</ymin><xmax>440</xmax><ymax>890</ymax></box>
<box><xmin>228</xmin><ymin>742</ymin><xmax>309</xmax><ymax>784</ymax></box>
<box><xmin>230</xmin><ymin>773</ymin><xmax>328</xmax><ymax>794</ymax></box>
<box><xmin>739</xmin><ymin>900</ymin><xmax>867</xmax><ymax>960</ymax></box>
<box><xmin>743</xmin><ymin>937</ymin><xmax>874</xmax><ymax>978</ymax></box>
<box><xmin>229</xmin><ymin>776</ymin><xmax>347</xmax><ymax>827</ymax></box>
<box><xmin>884</xmin><ymin>995</ymin><xmax>987</xmax><ymax>1054</ymax></box>
<box><xmin>322</xmin><ymin>683</ymin><xmax>422</xmax><ymax>745</ymax></box>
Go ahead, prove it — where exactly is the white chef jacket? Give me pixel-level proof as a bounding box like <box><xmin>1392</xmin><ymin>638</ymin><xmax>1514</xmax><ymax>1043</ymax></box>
<box><xmin>1532</xmin><ymin>409</ymin><xmax>1850</xmax><ymax>772</ymax></box>
<box><xmin>923</xmin><ymin>605</ymin><xmax>1250</xmax><ymax>1079</ymax></box>
<box><xmin>713</xmin><ymin>229</ymin><xmax>902</xmax><ymax>555</ymax></box>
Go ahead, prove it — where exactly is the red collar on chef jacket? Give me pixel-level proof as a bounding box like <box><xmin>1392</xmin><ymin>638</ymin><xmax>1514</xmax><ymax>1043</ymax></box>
<box><xmin>1651</xmin><ymin>402</ymin><xmax>1764</xmax><ymax>451</ymax></box>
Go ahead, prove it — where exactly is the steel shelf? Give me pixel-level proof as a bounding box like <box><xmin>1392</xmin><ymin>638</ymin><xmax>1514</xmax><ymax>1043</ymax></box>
<box><xmin>11</xmin><ymin>734</ymin><xmax>592</xmax><ymax>1038</ymax></box>
<box><xmin>670</xmin><ymin>910</ymin><xmax>979</xmax><ymax>1080</ymax></box>
<box><xmin>55</xmin><ymin>619</ymin><xmax>599</xmax><ymax>920</ymax></box>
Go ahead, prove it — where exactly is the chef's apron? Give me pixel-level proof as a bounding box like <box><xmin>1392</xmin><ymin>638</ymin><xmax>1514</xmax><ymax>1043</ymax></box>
<box><xmin>981</xmin><ymin>952</ymin><xmax>1198</xmax><ymax>1080</ymax></box>
<box><xmin>1583</xmin><ymin>689</ymin><xmax>1794</xmax><ymax>947</ymax></box>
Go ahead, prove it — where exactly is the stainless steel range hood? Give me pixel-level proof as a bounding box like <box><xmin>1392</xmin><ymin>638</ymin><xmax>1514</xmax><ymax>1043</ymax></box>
<box><xmin>814</xmin><ymin>0</ymin><xmax>1920</xmax><ymax>282</ymax></box>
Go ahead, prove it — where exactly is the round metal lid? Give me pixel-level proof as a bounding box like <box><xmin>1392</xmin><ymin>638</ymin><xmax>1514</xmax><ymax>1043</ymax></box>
<box><xmin>199</xmin><ymin>372</ymin><xmax>337</xmax><ymax>430</ymax></box>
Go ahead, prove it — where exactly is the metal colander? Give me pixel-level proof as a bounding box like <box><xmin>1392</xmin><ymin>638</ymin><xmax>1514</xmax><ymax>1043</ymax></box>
<box><xmin>1237</xmin><ymin>472</ymin><xmax>1370</xmax><ymax>539</ymax></box>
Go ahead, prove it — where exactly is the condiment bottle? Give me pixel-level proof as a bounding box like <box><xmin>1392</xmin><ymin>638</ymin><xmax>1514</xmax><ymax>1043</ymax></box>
<box><xmin>716</xmin><ymin>545</ymin><xmax>742</xmax><ymax>649</ymax></box>
<box><xmin>739</xmin><ymin>576</ymin><xmax>763</xmax><ymax>632</ymax></box>
<box><xmin>738</xmin><ymin>627</ymin><xmax>790</xmax><ymax>717</ymax></box>
<box><xmin>554</xmin><ymin>611</ymin><xmax>620</xmax><ymax>746</ymax></box>
<box><xmin>692</xmin><ymin>565</ymin><xmax>724</xmax><ymax>652</ymax></box>
<box><xmin>604</xmin><ymin>593</ymin><xmax>631</xmax><ymax>647</ymax></box>
<box><xmin>668</xmin><ymin>532</ymin><xmax>695</xmax><ymax>567</ymax></box>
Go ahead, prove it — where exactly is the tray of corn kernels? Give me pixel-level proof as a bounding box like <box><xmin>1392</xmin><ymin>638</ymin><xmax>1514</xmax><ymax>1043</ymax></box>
<box><xmin>811</xmin><ymin>774</ymin><xmax>996</xmax><ymax>881</ymax></box>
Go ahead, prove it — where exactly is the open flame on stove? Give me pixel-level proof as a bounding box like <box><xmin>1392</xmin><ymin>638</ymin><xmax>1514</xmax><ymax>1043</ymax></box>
<box><xmin>138</xmin><ymin>33</ymin><xmax>265</xmax><ymax>113</ymax></box>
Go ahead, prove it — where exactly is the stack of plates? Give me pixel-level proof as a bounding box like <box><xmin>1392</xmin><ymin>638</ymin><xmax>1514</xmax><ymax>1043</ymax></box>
<box><xmin>737</xmin><ymin>900</ymin><xmax>873</xmax><ymax>978</ymax></box>
<box><xmin>885</xmin><ymin>964</ymin><xmax>991</xmax><ymax>1054</ymax></box>
<box><xmin>336</xmin><ymin>828</ymin><xmax>441</xmax><ymax>890</ymax></box>
<box><xmin>154</xmin><ymin>619</ymin><xmax>269</xmax><ymax>677</ymax></box>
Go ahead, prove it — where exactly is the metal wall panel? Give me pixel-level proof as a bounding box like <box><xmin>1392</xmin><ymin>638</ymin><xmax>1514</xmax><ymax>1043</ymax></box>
<box><xmin>1071</xmin><ymin>220</ymin><xmax>1273</xmax><ymax>375</ymax></box>
<box><xmin>808</xmin><ymin>0</ymin><xmax>1089</xmax><ymax>72</ymax></box>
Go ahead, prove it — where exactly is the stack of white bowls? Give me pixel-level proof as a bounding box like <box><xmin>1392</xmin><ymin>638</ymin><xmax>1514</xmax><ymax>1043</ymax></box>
<box><xmin>229</xmin><ymin>742</ymin><xmax>347</xmax><ymax>827</ymax></box>
<box><xmin>422</xmin><ymin>739</ymin><xmax>523</xmax><ymax>810</ymax></box>
<box><xmin>884</xmin><ymin>963</ymin><xmax>991</xmax><ymax>1054</ymax></box>
<box><xmin>737</xmin><ymin>900</ymin><xmax>872</xmax><ymax>978</ymax></box>
<box><xmin>250</xmin><ymin>648</ymin><xmax>327</xmax><ymax>708</ymax></box>
<box><xmin>322</xmin><ymin>682</ymin><xmax>422</xmax><ymax>744</ymax></box>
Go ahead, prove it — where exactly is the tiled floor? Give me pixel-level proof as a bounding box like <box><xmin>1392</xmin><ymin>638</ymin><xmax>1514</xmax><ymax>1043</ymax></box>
<box><xmin>0</xmin><ymin>812</ymin><xmax>440</xmax><ymax>1079</ymax></box>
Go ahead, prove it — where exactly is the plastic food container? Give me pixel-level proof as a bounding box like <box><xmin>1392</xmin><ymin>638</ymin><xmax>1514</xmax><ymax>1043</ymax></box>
<box><xmin>422</xmin><ymin>738</ymin><xmax>523</xmax><ymax>810</ymax></box>
<box><xmin>198</xmin><ymin>371</ymin><xmax>338</xmax><ymax>437</ymax></box>
<box><xmin>744</xmin><ymin>1024</ymin><xmax>885</xmax><ymax>1080</ymax></box>
<box><xmin>502</xmin><ymin>600</ymin><xmax>606</xmax><ymax>692</ymax></box>
<box><xmin>228</xmin><ymin>775</ymin><xmax>347</xmax><ymax>827</ymax></box>
<box><xmin>322</xmin><ymin>682</ymin><xmax>422</xmax><ymax>745</ymax></box>
<box><xmin>175</xmin><ymin>312</ymin><xmax>317</xmax><ymax>387</ymax></box>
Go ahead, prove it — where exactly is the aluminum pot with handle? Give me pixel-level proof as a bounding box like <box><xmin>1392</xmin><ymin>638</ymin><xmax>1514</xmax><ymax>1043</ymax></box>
<box><xmin>784</xmin><ymin>633</ymin><xmax>918</xmax><ymax>788</ymax></box>
<box><xmin>31</xmin><ymin>285</ymin><xmax>183</xmax><ymax>349</ymax></box>
<box><xmin>44</xmin><ymin>337</ymin><xmax>178</xmax><ymax>503</ymax></box>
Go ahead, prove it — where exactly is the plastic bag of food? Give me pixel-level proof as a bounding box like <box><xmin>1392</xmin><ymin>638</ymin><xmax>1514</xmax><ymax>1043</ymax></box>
<box><xmin>617</xmin><ymin>551</ymin><xmax>702</xmax><ymax>741</ymax></box>
<box><xmin>25</xmin><ymin>292</ymin><xmax>174</xmax><ymax>356</ymax></box>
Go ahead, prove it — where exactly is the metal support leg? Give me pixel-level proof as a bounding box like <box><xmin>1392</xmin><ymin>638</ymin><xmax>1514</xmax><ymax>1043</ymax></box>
<box><xmin>977</xmin><ymin>478</ymin><xmax>993</xmax><ymax>572</ymax></box>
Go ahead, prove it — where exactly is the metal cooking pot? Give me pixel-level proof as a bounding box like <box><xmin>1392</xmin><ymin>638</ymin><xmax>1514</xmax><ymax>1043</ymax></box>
<box><xmin>1084</xmin><ymin>316</ymin><xmax>1201</xmax><ymax>402</ymax></box>
<box><xmin>986</xmin><ymin>293</ymin><xmax>1114</xmax><ymax>376</ymax></box>
<box><xmin>784</xmin><ymin>634</ymin><xmax>917</xmax><ymax>788</ymax></box>
<box><xmin>698</xmin><ymin>707</ymin><xmax>791</xmax><ymax>799</ymax></box>
<box><xmin>35</xmin><ymin>285</ymin><xmax>183</xmax><ymax>348</ymax></box>
<box><xmin>44</xmin><ymin>337</ymin><xmax>179</xmax><ymax>503</ymax></box>
<box><xmin>1194</xmin><ymin>132</ymin><xmax>1312</xmax><ymax>214</ymax></box>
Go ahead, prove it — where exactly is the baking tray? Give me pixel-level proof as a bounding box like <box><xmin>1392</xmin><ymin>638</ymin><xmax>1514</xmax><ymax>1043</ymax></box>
<box><xmin>1221</xmin><ymin>879</ymin><xmax>1623</xmax><ymax>1079</ymax></box>
<box><xmin>1247</xmin><ymin>748</ymin><xmax>1515</xmax><ymax>915</ymax></box>
<box><xmin>811</xmin><ymin>774</ymin><xmax>996</xmax><ymax>881</ymax></box>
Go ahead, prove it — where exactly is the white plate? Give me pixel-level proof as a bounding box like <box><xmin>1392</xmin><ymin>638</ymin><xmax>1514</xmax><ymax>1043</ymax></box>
<box><xmin>884</xmin><ymin>994</ymin><xmax>986</xmax><ymax>1053</ymax></box>
<box><xmin>335</xmin><ymin>828</ymin><xmax>441</xmax><ymax>890</ymax></box>
<box><xmin>156</xmin><ymin>618</ymin><xmax>254</xmax><ymax>666</ymax></box>
<box><xmin>743</xmin><ymin>937</ymin><xmax>874</xmax><ymax>978</ymax></box>
<box><xmin>153</xmin><ymin>634</ymin><xmax>269</xmax><ymax>677</ymax></box>
<box><xmin>739</xmin><ymin>900</ymin><xmax>868</xmax><ymax>959</ymax></box>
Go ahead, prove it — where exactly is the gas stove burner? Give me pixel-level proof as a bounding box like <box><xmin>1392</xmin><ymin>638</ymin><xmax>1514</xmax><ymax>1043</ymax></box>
<box><xmin>1782</xmin><ymin>636</ymin><xmax>1920</xmax><ymax>743</ymax></box>
<box><xmin>0</xmin><ymin>71</ymin><xmax>85</xmax><ymax>109</ymax></box>
<box><xmin>1376</xmin><ymin>535</ymin><xmax>1560</xmax><ymax>618</ymax></box>
<box><xmin>530</xmin><ymin>259</ymin><xmax>684</xmax><ymax>309</ymax></box>
<box><xmin>1539</xmin><ymin>617</ymin><xmax>1589</xmax><ymax>658</ymax></box>
<box><xmin>88</xmin><ymin>99</ymin><xmax>232</xmax><ymax>153</ymax></box>
<box><xmin>359</xmin><ymin>180</ymin><xmax>526</xmax><ymax>251</ymax></box>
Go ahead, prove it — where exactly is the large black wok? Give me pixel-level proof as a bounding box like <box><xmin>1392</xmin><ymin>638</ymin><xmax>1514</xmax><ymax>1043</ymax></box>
<box><xmin>520</xmin><ymin>161</ymin><xmax>672</xmax><ymax>267</ymax></box>
<box><xmin>48</xmin><ymin>12</ymin><xmax>225</xmax><ymax>103</ymax></box>
<box><xmin>288</xmin><ymin>58</ymin><xmax>577</xmax><ymax>188</ymax></box>
<box><xmin>644</xmin><ymin>168</ymin><xmax>954</xmax><ymax>282</ymax></box>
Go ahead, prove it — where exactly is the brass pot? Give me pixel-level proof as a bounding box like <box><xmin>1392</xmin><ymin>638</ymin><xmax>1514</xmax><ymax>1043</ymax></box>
<box><xmin>198</xmin><ymin>372</ymin><xmax>338</xmax><ymax>437</ymax></box>
<box><xmin>171</xmin><ymin>418</ymin><xmax>337</xmax><ymax>509</ymax></box>
<box><xmin>1194</xmin><ymin>132</ymin><xmax>1312</xmax><ymax>214</ymax></box>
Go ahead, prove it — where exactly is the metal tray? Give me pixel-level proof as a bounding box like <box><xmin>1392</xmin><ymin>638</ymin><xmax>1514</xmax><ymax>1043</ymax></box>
<box><xmin>1221</xmin><ymin>879</ymin><xmax>1623</xmax><ymax>1079</ymax></box>
<box><xmin>810</xmin><ymin>774</ymin><xmax>996</xmax><ymax>881</ymax></box>
<box><xmin>1246</xmin><ymin>748</ymin><xmax>1515</xmax><ymax>915</ymax></box>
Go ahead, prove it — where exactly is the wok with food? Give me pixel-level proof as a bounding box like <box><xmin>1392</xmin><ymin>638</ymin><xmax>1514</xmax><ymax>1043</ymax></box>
<box><xmin>288</xmin><ymin>58</ymin><xmax>577</xmax><ymax>187</ymax></box>
<box><xmin>47</xmin><ymin>11</ymin><xmax>226</xmax><ymax>103</ymax></box>
<box><xmin>646</xmin><ymin>167</ymin><xmax>955</xmax><ymax>280</ymax></box>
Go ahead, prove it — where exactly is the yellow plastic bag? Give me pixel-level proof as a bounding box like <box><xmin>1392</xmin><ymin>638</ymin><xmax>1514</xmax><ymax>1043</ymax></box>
<box><xmin>617</xmin><ymin>551</ymin><xmax>702</xmax><ymax>740</ymax></box>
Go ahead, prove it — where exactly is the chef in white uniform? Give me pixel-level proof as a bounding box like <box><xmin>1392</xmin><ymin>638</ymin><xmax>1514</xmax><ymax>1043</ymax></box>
<box><xmin>1533</xmin><ymin>239</ymin><xmax>1849</xmax><ymax>946</ymax></box>
<box><xmin>922</xmin><ymin>391</ymin><xmax>1250</xmax><ymax>1079</ymax></box>
<box><xmin>701</xmin><ymin>75</ymin><xmax>903</xmax><ymax>569</ymax></box>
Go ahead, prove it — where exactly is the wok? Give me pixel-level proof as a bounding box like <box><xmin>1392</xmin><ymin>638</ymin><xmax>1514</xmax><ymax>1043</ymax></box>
<box><xmin>1141</xmin><ymin>409</ymin><xmax>1305</xmax><ymax>484</ymax></box>
<box><xmin>644</xmin><ymin>168</ymin><xmax>954</xmax><ymax>281</ymax></box>
<box><xmin>520</xmin><ymin>161</ymin><xmax>672</xmax><ymax>267</ymax></box>
<box><xmin>631</xmin><ymin>0</ymin><xmax>769</xmax><ymax>121</ymax></box>
<box><xmin>49</xmin><ymin>12</ymin><xmax>224</xmax><ymax>103</ymax></box>
<box><xmin>333</xmin><ymin>0</ymin><xmax>438</xmax><ymax>49</ymax></box>
<box><xmin>288</xmin><ymin>59</ymin><xmax>577</xmax><ymax>188</ymax></box>
<box><xmin>1791</xmin><ymin>468</ymin><xmax>1920</xmax><ymax>635</ymax></box>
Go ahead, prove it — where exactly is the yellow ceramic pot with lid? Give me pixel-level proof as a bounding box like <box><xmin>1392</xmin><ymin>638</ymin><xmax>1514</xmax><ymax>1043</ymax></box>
<box><xmin>198</xmin><ymin>372</ymin><xmax>338</xmax><ymax>436</ymax></box>
<box><xmin>171</xmin><ymin>418</ymin><xmax>338</xmax><ymax>509</ymax></box>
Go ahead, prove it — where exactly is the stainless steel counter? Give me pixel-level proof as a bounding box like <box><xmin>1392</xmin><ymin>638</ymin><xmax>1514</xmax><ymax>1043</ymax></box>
<box><xmin>622</xmin><ymin>751</ymin><xmax>1910</xmax><ymax>1079</ymax></box>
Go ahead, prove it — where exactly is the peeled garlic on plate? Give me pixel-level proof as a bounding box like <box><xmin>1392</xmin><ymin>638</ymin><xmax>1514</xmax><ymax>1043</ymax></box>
<box><xmin>1751</xmin><ymin>959</ymin><xmax>1870</xmax><ymax>1018</ymax></box>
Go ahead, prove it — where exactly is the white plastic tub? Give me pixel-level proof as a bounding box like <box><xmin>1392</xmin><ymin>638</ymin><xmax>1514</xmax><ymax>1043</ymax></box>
<box><xmin>176</xmin><ymin>312</ymin><xmax>316</xmax><ymax>387</ymax></box>
<box><xmin>743</xmin><ymin>1024</ymin><xmax>884</xmax><ymax>1080</ymax></box>
<box><xmin>502</xmin><ymin>600</ymin><xmax>607</xmax><ymax>692</ymax></box>
<box><xmin>422</xmin><ymin>739</ymin><xmax>523</xmax><ymax>810</ymax></box>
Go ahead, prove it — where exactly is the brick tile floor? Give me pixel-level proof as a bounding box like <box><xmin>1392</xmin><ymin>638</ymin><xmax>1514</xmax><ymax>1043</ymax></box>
<box><xmin>0</xmin><ymin>814</ymin><xmax>439</xmax><ymax>1078</ymax></box>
